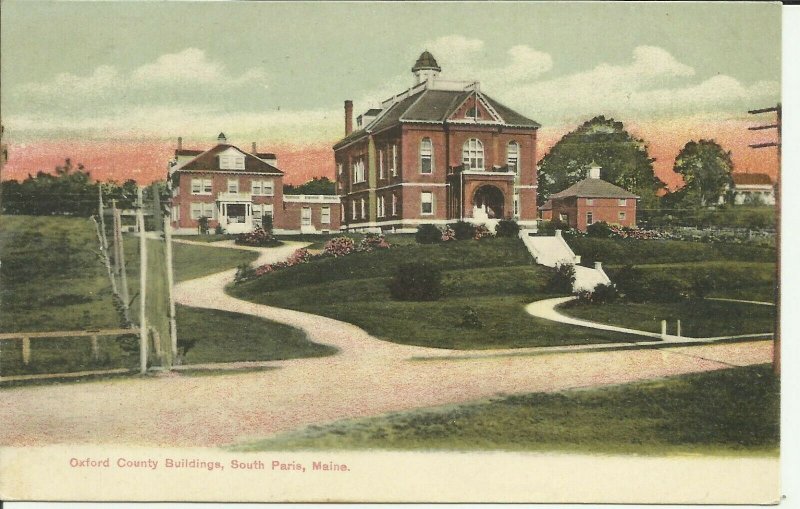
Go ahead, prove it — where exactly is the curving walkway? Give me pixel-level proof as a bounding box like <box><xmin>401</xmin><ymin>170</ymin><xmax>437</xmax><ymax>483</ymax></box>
<box><xmin>526</xmin><ymin>296</ymin><xmax>774</xmax><ymax>344</ymax></box>
<box><xmin>0</xmin><ymin>242</ymin><xmax>773</xmax><ymax>448</ymax></box>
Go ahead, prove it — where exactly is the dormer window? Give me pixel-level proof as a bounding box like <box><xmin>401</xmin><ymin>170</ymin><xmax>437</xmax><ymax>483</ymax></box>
<box><xmin>220</xmin><ymin>154</ymin><xmax>245</xmax><ymax>170</ymax></box>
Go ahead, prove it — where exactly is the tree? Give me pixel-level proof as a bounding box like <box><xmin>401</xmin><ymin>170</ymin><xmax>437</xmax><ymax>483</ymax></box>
<box><xmin>670</xmin><ymin>140</ymin><xmax>734</xmax><ymax>207</ymax></box>
<box><xmin>537</xmin><ymin>116</ymin><xmax>663</xmax><ymax>209</ymax></box>
<box><xmin>284</xmin><ymin>176</ymin><xmax>335</xmax><ymax>195</ymax></box>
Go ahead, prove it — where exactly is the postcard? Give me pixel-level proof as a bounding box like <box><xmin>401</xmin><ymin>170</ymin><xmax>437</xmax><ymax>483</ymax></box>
<box><xmin>0</xmin><ymin>0</ymin><xmax>785</xmax><ymax>503</ymax></box>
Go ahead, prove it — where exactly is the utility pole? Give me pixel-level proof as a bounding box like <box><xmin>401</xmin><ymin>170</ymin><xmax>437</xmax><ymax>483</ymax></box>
<box><xmin>112</xmin><ymin>199</ymin><xmax>131</xmax><ymax>325</ymax></box>
<box><xmin>748</xmin><ymin>104</ymin><xmax>781</xmax><ymax>376</ymax></box>
<box><xmin>164</xmin><ymin>215</ymin><xmax>178</xmax><ymax>360</ymax></box>
<box><xmin>137</xmin><ymin>186</ymin><xmax>148</xmax><ymax>375</ymax></box>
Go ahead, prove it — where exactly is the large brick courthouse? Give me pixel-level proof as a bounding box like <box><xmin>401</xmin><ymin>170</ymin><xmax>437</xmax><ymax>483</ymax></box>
<box><xmin>334</xmin><ymin>51</ymin><xmax>541</xmax><ymax>232</ymax></box>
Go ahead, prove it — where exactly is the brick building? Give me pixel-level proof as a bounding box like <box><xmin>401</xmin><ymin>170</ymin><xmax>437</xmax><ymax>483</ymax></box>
<box><xmin>545</xmin><ymin>163</ymin><xmax>638</xmax><ymax>232</ymax></box>
<box><xmin>333</xmin><ymin>51</ymin><xmax>541</xmax><ymax>232</ymax></box>
<box><xmin>168</xmin><ymin>134</ymin><xmax>341</xmax><ymax>234</ymax></box>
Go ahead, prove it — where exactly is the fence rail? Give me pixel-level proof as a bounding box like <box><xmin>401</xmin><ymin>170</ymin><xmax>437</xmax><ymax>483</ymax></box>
<box><xmin>0</xmin><ymin>328</ymin><xmax>140</xmax><ymax>366</ymax></box>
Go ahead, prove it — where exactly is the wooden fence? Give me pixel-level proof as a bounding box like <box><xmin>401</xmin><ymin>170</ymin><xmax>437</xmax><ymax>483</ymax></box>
<box><xmin>0</xmin><ymin>328</ymin><xmax>140</xmax><ymax>367</ymax></box>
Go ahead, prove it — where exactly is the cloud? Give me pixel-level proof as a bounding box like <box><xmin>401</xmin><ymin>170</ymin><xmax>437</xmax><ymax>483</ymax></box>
<box><xmin>15</xmin><ymin>48</ymin><xmax>270</xmax><ymax>105</ymax></box>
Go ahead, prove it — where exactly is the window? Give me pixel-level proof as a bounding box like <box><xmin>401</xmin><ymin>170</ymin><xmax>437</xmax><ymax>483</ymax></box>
<box><xmin>420</xmin><ymin>138</ymin><xmax>433</xmax><ymax>174</ymax></box>
<box><xmin>619</xmin><ymin>211</ymin><xmax>626</xmax><ymax>222</ymax></box>
<box><xmin>171</xmin><ymin>206</ymin><xmax>180</xmax><ymax>221</ymax></box>
<box><xmin>263</xmin><ymin>203</ymin><xmax>273</xmax><ymax>218</ymax></box>
<box><xmin>351</xmin><ymin>200</ymin><xmax>357</xmax><ymax>221</ymax></box>
<box><xmin>360</xmin><ymin>198</ymin><xmax>366</xmax><ymax>219</ymax></box>
<box><xmin>507</xmin><ymin>141</ymin><xmax>520</xmax><ymax>173</ymax></box>
<box><xmin>251</xmin><ymin>180</ymin><xmax>274</xmax><ymax>196</ymax></box>
<box><xmin>227</xmin><ymin>178</ymin><xmax>239</xmax><ymax>194</ymax></box>
<box><xmin>341</xmin><ymin>206</ymin><xmax>345</xmax><ymax>222</ymax></box>
<box><xmin>513</xmin><ymin>194</ymin><xmax>520</xmax><ymax>218</ymax></box>
<box><xmin>337</xmin><ymin>163</ymin><xmax>343</xmax><ymax>176</ymax></box>
<box><xmin>586</xmin><ymin>212</ymin><xmax>593</xmax><ymax>225</ymax></box>
<box><xmin>462</xmin><ymin>139</ymin><xmax>484</xmax><ymax>170</ymax></box>
<box><xmin>559</xmin><ymin>213</ymin><xmax>568</xmax><ymax>222</ymax></box>
<box><xmin>190</xmin><ymin>203</ymin><xmax>215</xmax><ymax>220</ymax></box>
<box><xmin>352</xmin><ymin>159</ymin><xmax>366</xmax><ymax>183</ymax></box>
<box><xmin>466</xmin><ymin>106</ymin><xmax>482</xmax><ymax>118</ymax></box>
<box><xmin>586</xmin><ymin>198</ymin><xmax>594</xmax><ymax>205</ymax></box>
<box><xmin>378</xmin><ymin>150</ymin><xmax>384</xmax><ymax>179</ymax></box>
<box><xmin>301</xmin><ymin>207</ymin><xmax>312</xmax><ymax>226</ymax></box>
<box><xmin>421</xmin><ymin>192</ymin><xmax>433</xmax><ymax>215</ymax></box>
<box><xmin>392</xmin><ymin>194</ymin><xmax>398</xmax><ymax>216</ymax></box>
<box><xmin>618</xmin><ymin>199</ymin><xmax>627</xmax><ymax>206</ymax></box>
<box><xmin>321</xmin><ymin>206</ymin><xmax>331</xmax><ymax>224</ymax></box>
<box><xmin>191</xmin><ymin>178</ymin><xmax>212</xmax><ymax>195</ymax></box>
<box><xmin>220</xmin><ymin>154</ymin><xmax>245</xmax><ymax>170</ymax></box>
<box><xmin>391</xmin><ymin>144</ymin><xmax>398</xmax><ymax>176</ymax></box>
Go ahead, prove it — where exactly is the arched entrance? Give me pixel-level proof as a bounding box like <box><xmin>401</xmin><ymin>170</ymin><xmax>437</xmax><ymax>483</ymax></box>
<box><xmin>472</xmin><ymin>185</ymin><xmax>504</xmax><ymax>220</ymax></box>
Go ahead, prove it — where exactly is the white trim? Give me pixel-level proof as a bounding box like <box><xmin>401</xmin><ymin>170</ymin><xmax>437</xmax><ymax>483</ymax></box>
<box><xmin>462</xmin><ymin>170</ymin><xmax>515</xmax><ymax>177</ymax></box>
<box><xmin>283</xmin><ymin>195</ymin><xmax>341</xmax><ymax>204</ymax></box>
<box><xmin>178</xmin><ymin>170</ymin><xmax>283</xmax><ymax>176</ymax></box>
<box><xmin>515</xmin><ymin>185</ymin><xmax>538</xmax><ymax>189</ymax></box>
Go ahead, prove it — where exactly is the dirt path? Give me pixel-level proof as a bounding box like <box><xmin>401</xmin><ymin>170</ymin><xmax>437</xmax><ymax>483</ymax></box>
<box><xmin>0</xmin><ymin>243</ymin><xmax>773</xmax><ymax>447</ymax></box>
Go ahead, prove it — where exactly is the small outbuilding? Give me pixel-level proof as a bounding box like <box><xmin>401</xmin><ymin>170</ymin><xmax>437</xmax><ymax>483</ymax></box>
<box><xmin>547</xmin><ymin>163</ymin><xmax>638</xmax><ymax>232</ymax></box>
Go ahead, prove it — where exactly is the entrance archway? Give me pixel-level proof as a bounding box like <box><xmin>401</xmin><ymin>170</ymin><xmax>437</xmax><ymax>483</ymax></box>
<box><xmin>472</xmin><ymin>185</ymin><xmax>504</xmax><ymax>219</ymax></box>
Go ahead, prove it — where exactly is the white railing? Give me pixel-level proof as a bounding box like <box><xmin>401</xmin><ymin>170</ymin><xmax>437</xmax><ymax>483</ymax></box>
<box><xmin>282</xmin><ymin>194</ymin><xmax>341</xmax><ymax>203</ymax></box>
<box><xmin>217</xmin><ymin>191</ymin><xmax>252</xmax><ymax>202</ymax></box>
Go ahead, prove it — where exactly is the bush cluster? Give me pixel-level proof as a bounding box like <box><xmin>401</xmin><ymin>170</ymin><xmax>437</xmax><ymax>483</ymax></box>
<box><xmin>416</xmin><ymin>224</ymin><xmax>442</xmax><ymax>244</ymax></box>
<box><xmin>547</xmin><ymin>263</ymin><xmax>576</xmax><ymax>294</ymax></box>
<box><xmin>495</xmin><ymin>219</ymin><xmax>521</xmax><ymax>238</ymax></box>
<box><xmin>388</xmin><ymin>262</ymin><xmax>442</xmax><ymax>301</ymax></box>
<box><xmin>323</xmin><ymin>236</ymin><xmax>355</xmax><ymax>257</ymax></box>
<box><xmin>235</xmin><ymin>227</ymin><xmax>282</xmax><ymax>247</ymax></box>
<box><xmin>576</xmin><ymin>283</ymin><xmax>618</xmax><ymax>304</ymax></box>
<box><xmin>451</xmin><ymin>221</ymin><xmax>477</xmax><ymax>240</ymax></box>
<box><xmin>415</xmin><ymin>220</ymin><xmax>519</xmax><ymax>243</ymax></box>
<box><xmin>460</xmin><ymin>306</ymin><xmax>483</xmax><ymax>329</ymax></box>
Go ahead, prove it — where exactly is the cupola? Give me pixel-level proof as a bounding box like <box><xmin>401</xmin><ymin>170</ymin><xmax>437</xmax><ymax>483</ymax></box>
<box><xmin>412</xmin><ymin>50</ymin><xmax>442</xmax><ymax>86</ymax></box>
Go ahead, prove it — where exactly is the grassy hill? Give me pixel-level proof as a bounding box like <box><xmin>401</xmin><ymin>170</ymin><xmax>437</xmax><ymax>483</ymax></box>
<box><xmin>229</xmin><ymin>237</ymin><xmax>648</xmax><ymax>349</ymax></box>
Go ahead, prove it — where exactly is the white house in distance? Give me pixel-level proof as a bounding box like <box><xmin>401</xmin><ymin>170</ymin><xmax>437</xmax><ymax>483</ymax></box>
<box><xmin>731</xmin><ymin>173</ymin><xmax>775</xmax><ymax>205</ymax></box>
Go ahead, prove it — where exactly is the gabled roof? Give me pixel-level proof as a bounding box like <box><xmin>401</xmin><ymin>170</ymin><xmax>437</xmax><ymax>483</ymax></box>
<box><xmin>550</xmin><ymin>178</ymin><xmax>638</xmax><ymax>199</ymax></box>
<box><xmin>175</xmin><ymin>149</ymin><xmax>203</xmax><ymax>157</ymax></box>
<box><xmin>538</xmin><ymin>199</ymin><xmax>553</xmax><ymax>211</ymax></box>
<box><xmin>732</xmin><ymin>173</ymin><xmax>773</xmax><ymax>186</ymax></box>
<box><xmin>333</xmin><ymin>88</ymin><xmax>539</xmax><ymax>150</ymax></box>
<box><xmin>175</xmin><ymin>144</ymin><xmax>283</xmax><ymax>174</ymax></box>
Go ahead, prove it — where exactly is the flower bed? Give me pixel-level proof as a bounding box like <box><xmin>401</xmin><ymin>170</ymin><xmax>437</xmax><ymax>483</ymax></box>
<box><xmin>235</xmin><ymin>235</ymin><xmax>391</xmax><ymax>284</ymax></box>
<box><xmin>234</xmin><ymin>227</ymin><xmax>282</xmax><ymax>247</ymax></box>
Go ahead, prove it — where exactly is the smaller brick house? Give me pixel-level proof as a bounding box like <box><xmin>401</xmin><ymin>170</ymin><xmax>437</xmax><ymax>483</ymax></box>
<box><xmin>168</xmin><ymin>134</ymin><xmax>341</xmax><ymax>235</ymax></box>
<box><xmin>546</xmin><ymin>163</ymin><xmax>638</xmax><ymax>232</ymax></box>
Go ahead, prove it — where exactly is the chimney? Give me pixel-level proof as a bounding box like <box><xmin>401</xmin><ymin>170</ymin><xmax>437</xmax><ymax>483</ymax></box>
<box><xmin>344</xmin><ymin>100</ymin><xmax>354</xmax><ymax>136</ymax></box>
<box><xmin>252</xmin><ymin>142</ymin><xmax>258</xmax><ymax>154</ymax></box>
<box><xmin>177</xmin><ymin>136</ymin><xmax>183</xmax><ymax>151</ymax></box>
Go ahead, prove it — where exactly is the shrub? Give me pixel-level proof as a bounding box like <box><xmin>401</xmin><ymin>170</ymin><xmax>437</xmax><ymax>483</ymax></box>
<box><xmin>460</xmin><ymin>306</ymin><xmax>483</xmax><ymax>329</ymax></box>
<box><xmin>262</xmin><ymin>214</ymin><xmax>274</xmax><ymax>234</ymax></box>
<box><xmin>359</xmin><ymin>233</ymin><xmax>390</xmax><ymax>251</ymax></box>
<box><xmin>416</xmin><ymin>224</ymin><xmax>442</xmax><ymax>244</ymax></box>
<box><xmin>547</xmin><ymin>263</ymin><xmax>576</xmax><ymax>294</ymax></box>
<box><xmin>588</xmin><ymin>283</ymin><xmax>618</xmax><ymax>304</ymax></box>
<box><xmin>235</xmin><ymin>227</ymin><xmax>281</xmax><ymax>247</ymax></box>
<box><xmin>441</xmin><ymin>226</ymin><xmax>456</xmax><ymax>242</ymax></box>
<box><xmin>323</xmin><ymin>236</ymin><xmax>355</xmax><ymax>257</ymax></box>
<box><xmin>689</xmin><ymin>272</ymin><xmax>717</xmax><ymax>300</ymax></box>
<box><xmin>495</xmin><ymin>219</ymin><xmax>520</xmax><ymax>238</ymax></box>
<box><xmin>198</xmin><ymin>216</ymin><xmax>210</xmax><ymax>235</ymax></box>
<box><xmin>586</xmin><ymin>221</ymin><xmax>614</xmax><ymax>238</ymax></box>
<box><xmin>214</xmin><ymin>224</ymin><xmax>224</xmax><ymax>235</ymax></box>
<box><xmin>388</xmin><ymin>262</ymin><xmax>442</xmax><ymax>301</ymax></box>
<box><xmin>451</xmin><ymin>221</ymin><xmax>476</xmax><ymax>240</ymax></box>
<box><xmin>234</xmin><ymin>263</ymin><xmax>256</xmax><ymax>284</ymax></box>
<box><xmin>287</xmin><ymin>248</ymin><xmax>313</xmax><ymax>265</ymax></box>
<box><xmin>473</xmin><ymin>224</ymin><xmax>494</xmax><ymax>240</ymax></box>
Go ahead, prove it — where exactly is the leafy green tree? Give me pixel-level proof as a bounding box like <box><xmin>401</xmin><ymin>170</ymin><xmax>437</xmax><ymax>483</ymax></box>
<box><xmin>668</xmin><ymin>140</ymin><xmax>734</xmax><ymax>207</ymax></box>
<box><xmin>537</xmin><ymin>116</ymin><xmax>663</xmax><ymax>208</ymax></box>
<box><xmin>284</xmin><ymin>176</ymin><xmax>335</xmax><ymax>195</ymax></box>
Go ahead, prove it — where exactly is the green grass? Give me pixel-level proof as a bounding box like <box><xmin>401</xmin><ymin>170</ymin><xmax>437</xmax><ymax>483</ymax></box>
<box><xmin>567</xmin><ymin>237</ymin><xmax>775</xmax><ymax>266</ymax></box>
<box><xmin>0</xmin><ymin>216</ymin><xmax>121</xmax><ymax>333</ymax></box>
<box><xmin>560</xmin><ymin>299</ymin><xmax>775</xmax><ymax>337</ymax></box>
<box><xmin>232</xmin><ymin>364</ymin><xmax>779</xmax><ymax>455</ymax></box>
<box><xmin>173</xmin><ymin>234</ymin><xmax>238</xmax><ymax>243</ymax></box>
<box><xmin>230</xmin><ymin>239</ymin><xmax>650</xmax><ymax>349</ymax></box>
<box><xmin>175</xmin><ymin>305</ymin><xmax>335</xmax><ymax>363</ymax></box>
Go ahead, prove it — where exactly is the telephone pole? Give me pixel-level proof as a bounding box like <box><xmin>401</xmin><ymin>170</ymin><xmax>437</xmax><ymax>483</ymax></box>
<box><xmin>748</xmin><ymin>104</ymin><xmax>781</xmax><ymax>375</ymax></box>
<box><xmin>137</xmin><ymin>186</ymin><xmax>148</xmax><ymax>374</ymax></box>
<box><xmin>111</xmin><ymin>199</ymin><xmax>131</xmax><ymax>325</ymax></box>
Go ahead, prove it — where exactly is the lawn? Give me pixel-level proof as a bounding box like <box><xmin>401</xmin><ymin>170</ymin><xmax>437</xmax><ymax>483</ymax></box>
<box><xmin>559</xmin><ymin>299</ymin><xmax>775</xmax><ymax>337</ymax></box>
<box><xmin>230</xmin><ymin>238</ymin><xmax>651</xmax><ymax>349</ymax></box>
<box><xmin>232</xmin><ymin>364</ymin><xmax>779</xmax><ymax>455</ymax></box>
<box><xmin>176</xmin><ymin>305</ymin><xmax>335</xmax><ymax>363</ymax></box>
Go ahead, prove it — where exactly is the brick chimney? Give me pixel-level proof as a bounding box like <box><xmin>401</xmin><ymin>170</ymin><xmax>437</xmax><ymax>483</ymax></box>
<box><xmin>344</xmin><ymin>100</ymin><xmax>354</xmax><ymax>136</ymax></box>
<box><xmin>177</xmin><ymin>136</ymin><xmax>182</xmax><ymax>151</ymax></box>
<box><xmin>252</xmin><ymin>142</ymin><xmax>258</xmax><ymax>154</ymax></box>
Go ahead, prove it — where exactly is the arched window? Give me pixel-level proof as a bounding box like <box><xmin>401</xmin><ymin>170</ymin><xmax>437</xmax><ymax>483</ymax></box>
<box><xmin>507</xmin><ymin>141</ymin><xmax>520</xmax><ymax>173</ymax></box>
<box><xmin>420</xmin><ymin>138</ymin><xmax>433</xmax><ymax>174</ymax></box>
<box><xmin>462</xmin><ymin>138</ymin><xmax>484</xmax><ymax>170</ymax></box>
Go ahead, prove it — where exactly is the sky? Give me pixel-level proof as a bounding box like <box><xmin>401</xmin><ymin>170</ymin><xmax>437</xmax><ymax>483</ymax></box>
<box><xmin>0</xmin><ymin>1</ymin><xmax>782</xmax><ymax>186</ymax></box>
